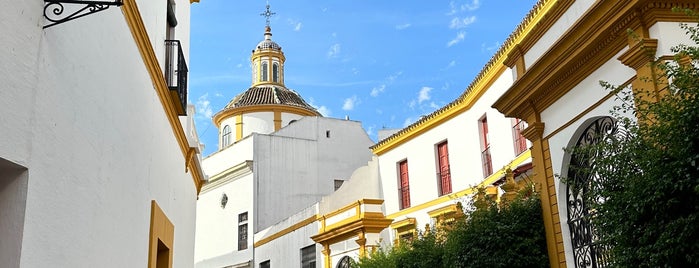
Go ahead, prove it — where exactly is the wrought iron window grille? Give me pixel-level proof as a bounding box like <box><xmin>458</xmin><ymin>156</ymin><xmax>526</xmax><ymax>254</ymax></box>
<box><xmin>165</xmin><ymin>40</ymin><xmax>188</xmax><ymax>116</ymax></box>
<box><xmin>43</xmin><ymin>0</ymin><xmax>123</xmax><ymax>29</ymax></box>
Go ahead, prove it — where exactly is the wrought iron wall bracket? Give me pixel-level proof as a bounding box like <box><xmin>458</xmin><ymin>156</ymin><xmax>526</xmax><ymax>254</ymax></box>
<box><xmin>43</xmin><ymin>0</ymin><xmax>123</xmax><ymax>29</ymax></box>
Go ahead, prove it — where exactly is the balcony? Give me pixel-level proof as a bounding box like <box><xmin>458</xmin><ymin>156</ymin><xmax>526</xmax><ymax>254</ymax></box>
<box><xmin>165</xmin><ymin>40</ymin><xmax>188</xmax><ymax>116</ymax></box>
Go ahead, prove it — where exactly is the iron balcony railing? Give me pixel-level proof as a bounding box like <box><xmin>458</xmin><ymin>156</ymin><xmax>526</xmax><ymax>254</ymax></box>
<box><xmin>165</xmin><ymin>40</ymin><xmax>188</xmax><ymax>116</ymax></box>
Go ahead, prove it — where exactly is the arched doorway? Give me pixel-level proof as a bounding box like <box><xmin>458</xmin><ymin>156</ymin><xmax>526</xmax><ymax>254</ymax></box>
<box><xmin>565</xmin><ymin>116</ymin><xmax>617</xmax><ymax>268</ymax></box>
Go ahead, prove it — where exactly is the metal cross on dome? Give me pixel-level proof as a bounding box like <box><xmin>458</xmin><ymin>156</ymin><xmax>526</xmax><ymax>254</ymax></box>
<box><xmin>260</xmin><ymin>4</ymin><xmax>276</xmax><ymax>26</ymax></box>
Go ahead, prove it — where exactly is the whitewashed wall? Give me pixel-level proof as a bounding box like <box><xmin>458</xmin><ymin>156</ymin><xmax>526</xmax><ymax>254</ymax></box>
<box><xmin>195</xmin><ymin>173</ymin><xmax>254</xmax><ymax>267</ymax></box>
<box><xmin>0</xmin><ymin>0</ymin><xmax>198</xmax><ymax>267</ymax></box>
<box><xmin>254</xmin><ymin>117</ymin><xmax>374</xmax><ymax>231</ymax></box>
<box><xmin>254</xmin><ymin>204</ymin><xmax>320</xmax><ymax>268</ymax></box>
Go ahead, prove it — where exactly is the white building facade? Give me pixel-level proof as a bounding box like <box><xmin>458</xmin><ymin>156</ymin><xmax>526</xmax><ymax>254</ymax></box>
<box><xmin>0</xmin><ymin>0</ymin><xmax>205</xmax><ymax>267</ymax></box>
<box><xmin>194</xmin><ymin>23</ymin><xmax>375</xmax><ymax>268</ymax></box>
<box><xmin>493</xmin><ymin>0</ymin><xmax>698</xmax><ymax>267</ymax></box>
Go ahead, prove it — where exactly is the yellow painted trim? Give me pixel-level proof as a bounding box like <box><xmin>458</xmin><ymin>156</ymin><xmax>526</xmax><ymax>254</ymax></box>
<box><xmin>121</xmin><ymin>0</ymin><xmax>203</xmax><ymax>194</ymax></box>
<box><xmin>388</xmin><ymin>150</ymin><xmax>531</xmax><ymax>219</ymax></box>
<box><xmin>389</xmin><ymin>218</ymin><xmax>416</xmax><ymax>229</ymax></box>
<box><xmin>322</xmin><ymin>199</ymin><xmax>384</xmax><ymax>220</ymax></box>
<box><xmin>273</xmin><ymin>111</ymin><xmax>281</xmax><ymax>131</ymax></box>
<box><xmin>235</xmin><ymin>114</ymin><xmax>243</xmax><ymax>141</ymax></box>
<box><xmin>148</xmin><ymin>200</ymin><xmax>174</xmax><ymax>268</ymax></box>
<box><xmin>214</xmin><ymin>104</ymin><xmax>320</xmax><ymax>127</ymax></box>
<box><xmin>253</xmin><ymin>215</ymin><xmax>318</xmax><ymax>247</ymax></box>
<box><xmin>427</xmin><ymin>204</ymin><xmax>458</xmax><ymax>218</ymax></box>
<box><xmin>371</xmin><ymin>0</ymin><xmax>558</xmax><ymax>156</ymax></box>
<box><xmin>190</xmin><ymin>0</ymin><xmax>199</xmax><ymax>3</ymax></box>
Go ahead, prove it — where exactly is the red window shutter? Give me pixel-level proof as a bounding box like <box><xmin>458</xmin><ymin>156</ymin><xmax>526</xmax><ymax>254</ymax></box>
<box><xmin>399</xmin><ymin>160</ymin><xmax>410</xmax><ymax>209</ymax></box>
<box><xmin>437</xmin><ymin>142</ymin><xmax>452</xmax><ymax>195</ymax></box>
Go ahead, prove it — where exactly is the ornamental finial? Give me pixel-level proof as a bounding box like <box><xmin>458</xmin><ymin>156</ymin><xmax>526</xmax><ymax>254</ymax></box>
<box><xmin>260</xmin><ymin>4</ymin><xmax>276</xmax><ymax>27</ymax></box>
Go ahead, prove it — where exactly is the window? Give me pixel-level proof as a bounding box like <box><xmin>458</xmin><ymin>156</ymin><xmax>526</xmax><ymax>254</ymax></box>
<box><xmin>512</xmin><ymin>118</ymin><xmax>528</xmax><ymax>155</ymax></box>
<box><xmin>300</xmin><ymin>245</ymin><xmax>316</xmax><ymax>268</ymax></box>
<box><xmin>272</xmin><ymin>63</ymin><xmax>279</xmax><ymax>82</ymax></box>
<box><xmin>398</xmin><ymin>160</ymin><xmax>410</xmax><ymax>209</ymax></box>
<box><xmin>238</xmin><ymin>212</ymin><xmax>248</xmax><ymax>250</ymax></box>
<box><xmin>334</xmin><ymin>179</ymin><xmax>344</xmax><ymax>191</ymax></box>
<box><xmin>479</xmin><ymin>117</ymin><xmax>493</xmax><ymax>177</ymax></box>
<box><xmin>390</xmin><ymin>218</ymin><xmax>416</xmax><ymax>245</ymax></box>
<box><xmin>259</xmin><ymin>260</ymin><xmax>270</xmax><ymax>268</ymax></box>
<box><xmin>436</xmin><ymin>141</ymin><xmax>451</xmax><ymax>195</ymax></box>
<box><xmin>222</xmin><ymin>125</ymin><xmax>231</xmax><ymax>147</ymax></box>
<box><xmin>261</xmin><ymin>62</ymin><xmax>268</xmax><ymax>81</ymax></box>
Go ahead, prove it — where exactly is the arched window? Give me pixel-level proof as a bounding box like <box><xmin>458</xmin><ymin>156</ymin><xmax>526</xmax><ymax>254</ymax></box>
<box><xmin>252</xmin><ymin>62</ymin><xmax>258</xmax><ymax>83</ymax></box>
<box><xmin>272</xmin><ymin>63</ymin><xmax>279</xmax><ymax>82</ymax></box>
<box><xmin>565</xmin><ymin>116</ymin><xmax>617</xmax><ymax>268</ymax></box>
<box><xmin>261</xmin><ymin>62</ymin><xmax>268</xmax><ymax>81</ymax></box>
<box><xmin>222</xmin><ymin>125</ymin><xmax>231</xmax><ymax>147</ymax></box>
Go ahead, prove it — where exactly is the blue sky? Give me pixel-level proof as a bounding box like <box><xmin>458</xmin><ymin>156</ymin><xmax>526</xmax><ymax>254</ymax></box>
<box><xmin>190</xmin><ymin>0</ymin><xmax>538</xmax><ymax>156</ymax></box>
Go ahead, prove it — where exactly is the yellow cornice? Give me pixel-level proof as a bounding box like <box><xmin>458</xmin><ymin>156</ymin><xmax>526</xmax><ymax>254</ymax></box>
<box><xmin>493</xmin><ymin>0</ymin><xmax>698</xmax><ymax>120</ymax></box>
<box><xmin>253</xmin><ymin>215</ymin><xmax>318</xmax><ymax>248</ymax></box>
<box><xmin>213</xmin><ymin>104</ymin><xmax>320</xmax><ymax>127</ymax></box>
<box><xmin>251</xmin><ymin>51</ymin><xmax>286</xmax><ymax>62</ymax></box>
<box><xmin>200</xmin><ymin>160</ymin><xmax>253</xmax><ymax>193</ymax></box>
<box><xmin>389</xmin><ymin>217</ymin><xmax>416</xmax><ymax>229</ymax></box>
<box><xmin>311</xmin><ymin>217</ymin><xmax>393</xmax><ymax>245</ymax></box>
<box><xmin>427</xmin><ymin>204</ymin><xmax>459</xmax><ymax>218</ymax></box>
<box><xmin>251</xmin><ymin>81</ymin><xmax>285</xmax><ymax>87</ymax></box>
<box><xmin>121</xmin><ymin>0</ymin><xmax>203</xmax><ymax>194</ymax></box>
<box><xmin>371</xmin><ymin>0</ymin><xmax>556</xmax><ymax>156</ymax></box>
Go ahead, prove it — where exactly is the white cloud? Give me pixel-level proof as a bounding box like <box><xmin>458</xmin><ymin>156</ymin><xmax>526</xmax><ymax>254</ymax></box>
<box><xmin>308</xmin><ymin>97</ymin><xmax>331</xmax><ymax>116</ymax></box>
<box><xmin>408</xmin><ymin>100</ymin><xmax>417</xmax><ymax>109</ymax></box>
<box><xmin>403</xmin><ymin>117</ymin><xmax>414</xmax><ymax>127</ymax></box>
<box><xmin>370</xmin><ymin>84</ymin><xmax>386</xmax><ymax>97</ymax></box>
<box><xmin>294</xmin><ymin>22</ymin><xmax>302</xmax><ymax>31</ymax></box>
<box><xmin>317</xmin><ymin>106</ymin><xmax>331</xmax><ymax>116</ymax></box>
<box><xmin>481</xmin><ymin>41</ymin><xmax>501</xmax><ymax>54</ymax></box>
<box><xmin>236</xmin><ymin>63</ymin><xmax>243</xmax><ymax>68</ymax></box>
<box><xmin>387</xmin><ymin>71</ymin><xmax>403</xmax><ymax>82</ymax></box>
<box><xmin>464</xmin><ymin>0</ymin><xmax>480</xmax><ymax>11</ymax></box>
<box><xmin>450</xmin><ymin>16</ymin><xmax>476</xmax><ymax>29</ymax></box>
<box><xmin>447</xmin><ymin>0</ymin><xmax>480</xmax><ymax>15</ymax></box>
<box><xmin>447</xmin><ymin>60</ymin><xmax>456</xmax><ymax>68</ymax></box>
<box><xmin>418</xmin><ymin>86</ymin><xmax>432</xmax><ymax>104</ymax></box>
<box><xmin>430</xmin><ymin>102</ymin><xmax>440</xmax><ymax>109</ymax></box>
<box><xmin>196</xmin><ymin>94</ymin><xmax>213</xmax><ymax>119</ymax></box>
<box><xmin>447</xmin><ymin>31</ymin><xmax>465</xmax><ymax>47</ymax></box>
<box><xmin>366</xmin><ymin>125</ymin><xmax>375</xmax><ymax>136</ymax></box>
<box><xmin>342</xmin><ymin>95</ymin><xmax>359</xmax><ymax>111</ymax></box>
<box><xmin>395</xmin><ymin>23</ymin><xmax>411</xmax><ymax>30</ymax></box>
<box><xmin>327</xmin><ymin>43</ymin><xmax>341</xmax><ymax>58</ymax></box>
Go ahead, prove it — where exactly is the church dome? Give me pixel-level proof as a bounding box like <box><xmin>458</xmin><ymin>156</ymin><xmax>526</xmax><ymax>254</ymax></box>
<box><xmin>221</xmin><ymin>85</ymin><xmax>318</xmax><ymax>113</ymax></box>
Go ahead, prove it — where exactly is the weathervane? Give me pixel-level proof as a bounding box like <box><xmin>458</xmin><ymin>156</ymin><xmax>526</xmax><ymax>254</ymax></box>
<box><xmin>260</xmin><ymin>3</ymin><xmax>276</xmax><ymax>26</ymax></box>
